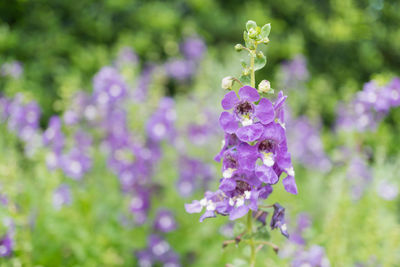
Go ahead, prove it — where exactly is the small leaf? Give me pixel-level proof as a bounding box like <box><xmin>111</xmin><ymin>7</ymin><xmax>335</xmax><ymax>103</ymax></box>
<box><xmin>260</xmin><ymin>23</ymin><xmax>271</xmax><ymax>39</ymax></box>
<box><xmin>239</xmin><ymin>74</ymin><xmax>251</xmax><ymax>85</ymax></box>
<box><xmin>243</xmin><ymin>31</ymin><xmax>255</xmax><ymax>49</ymax></box>
<box><xmin>240</xmin><ymin>60</ymin><xmax>248</xmax><ymax>69</ymax></box>
<box><xmin>254</xmin><ymin>51</ymin><xmax>267</xmax><ymax>71</ymax></box>
<box><xmin>246</xmin><ymin>20</ymin><xmax>257</xmax><ymax>31</ymax></box>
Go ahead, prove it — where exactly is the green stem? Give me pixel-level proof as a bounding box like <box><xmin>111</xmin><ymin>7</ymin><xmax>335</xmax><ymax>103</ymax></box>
<box><xmin>247</xmin><ymin>210</ymin><xmax>256</xmax><ymax>267</ymax></box>
<box><xmin>250</xmin><ymin>53</ymin><xmax>255</xmax><ymax>88</ymax></box>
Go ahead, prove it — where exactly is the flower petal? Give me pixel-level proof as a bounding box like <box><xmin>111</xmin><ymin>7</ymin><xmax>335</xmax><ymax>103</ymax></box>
<box><xmin>229</xmin><ymin>205</ymin><xmax>249</xmax><ymax>220</ymax></box>
<box><xmin>238</xmin><ymin>86</ymin><xmax>260</xmax><ymax>102</ymax></box>
<box><xmin>219</xmin><ymin>112</ymin><xmax>238</xmax><ymax>134</ymax></box>
<box><xmin>184</xmin><ymin>200</ymin><xmax>203</xmax><ymax>213</ymax></box>
<box><xmin>255</xmin><ymin>98</ymin><xmax>275</xmax><ymax>124</ymax></box>
<box><xmin>283</xmin><ymin>175</ymin><xmax>298</xmax><ymax>194</ymax></box>
<box><xmin>221</xmin><ymin>91</ymin><xmax>239</xmax><ymax>110</ymax></box>
<box><xmin>255</xmin><ymin>165</ymin><xmax>279</xmax><ymax>184</ymax></box>
<box><xmin>237</xmin><ymin>142</ymin><xmax>258</xmax><ymax>170</ymax></box>
<box><xmin>236</xmin><ymin>123</ymin><xmax>264</xmax><ymax>142</ymax></box>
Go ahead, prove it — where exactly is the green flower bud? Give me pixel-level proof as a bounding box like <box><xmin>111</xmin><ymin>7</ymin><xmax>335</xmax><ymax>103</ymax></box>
<box><xmin>235</xmin><ymin>44</ymin><xmax>244</xmax><ymax>51</ymax></box>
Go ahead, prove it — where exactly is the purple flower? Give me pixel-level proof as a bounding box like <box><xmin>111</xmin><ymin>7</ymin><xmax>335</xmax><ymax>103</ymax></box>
<box><xmin>146</xmin><ymin>98</ymin><xmax>176</xmax><ymax>143</ymax></box>
<box><xmin>278</xmin><ymin>55</ymin><xmax>309</xmax><ymax>90</ymax></box>
<box><xmin>93</xmin><ymin>66</ymin><xmax>128</xmax><ymax>106</ymax></box>
<box><xmin>53</xmin><ymin>184</ymin><xmax>72</xmax><ymax>210</ymax></box>
<box><xmin>130</xmin><ymin>190</ymin><xmax>151</xmax><ymax>225</ymax></box>
<box><xmin>347</xmin><ymin>156</ymin><xmax>372</xmax><ymax>200</ymax></box>
<box><xmin>136</xmin><ymin>235</ymin><xmax>181</xmax><ymax>267</ymax></box>
<box><xmin>165</xmin><ymin>59</ymin><xmax>195</xmax><ymax>81</ymax></box>
<box><xmin>60</xmin><ymin>149</ymin><xmax>92</xmax><ymax>180</ymax></box>
<box><xmin>114</xmin><ymin>47</ymin><xmax>138</xmax><ymax>69</ymax></box>
<box><xmin>180</xmin><ymin>37</ymin><xmax>206</xmax><ymax>61</ymax></box>
<box><xmin>220</xmin><ymin>86</ymin><xmax>274</xmax><ymax>132</ymax></box>
<box><xmin>291</xmin><ymin>245</ymin><xmax>330</xmax><ymax>267</ymax></box>
<box><xmin>287</xmin><ymin>115</ymin><xmax>331</xmax><ymax>172</ymax></box>
<box><xmin>0</xmin><ymin>234</ymin><xmax>13</xmax><ymax>257</ymax></box>
<box><xmin>43</xmin><ymin>116</ymin><xmax>64</xmax><ymax>151</ymax></box>
<box><xmin>153</xmin><ymin>209</ymin><xmax>177</xmax><ymax>233</ymax></box>
<box><xmin>376</xmin><ymin>180</ymin><xmax>398</xmax><ymax>201</ymax></box>
<box><xmin>270</xmin><ymin>203</ymin><xmax>289</xmax><ymax>238</ymax></box>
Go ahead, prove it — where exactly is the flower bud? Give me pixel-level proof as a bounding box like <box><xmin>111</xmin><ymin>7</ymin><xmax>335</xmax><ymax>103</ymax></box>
<box><xmin>258</xmin><ymin>80</ymin><xmax>272</xmax><ymax>93</ymax></box>
<box><xmin>234</xmin><ymin>44</ymin><xmax>244</xmax><ymax>51</ymax></box>
<box><xmin>221</xmin><ymin>76</ymin><xmax>234</xmax><ymax>90</ymax></box>
<box><xmin>248</xmin><ymin>28</ymin><xmax>258</xmax><ymax>39</ymax></box>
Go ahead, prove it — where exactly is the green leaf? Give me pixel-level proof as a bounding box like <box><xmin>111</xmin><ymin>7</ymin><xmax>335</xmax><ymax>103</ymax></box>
<box><xmin>245</xmin><ymin>20</ymin><xmax>257</xmax><ymax>31</ymax></box>
<box><xmin>260</xmin><ymin>23</ymin><xmax>271</xmax><ymax>39</ymax></box>
<box><xmin>254</xmin><ymin>51</ymin><xmax>267</xmax><ymax>71</ymax></box>
<box><xmin>240</xmin><ymin>60</ymin><xmax>248</xmax><ymax>69</ymax></box>
<box><xmin>239</xmin><ymin>74</ymin><xmax>251</xmax><ymax>85</ymax></box>
<box><xmin>243</xmin><ymin>31</ymin><xmax>255</xmax><ymax>49</ymax></box>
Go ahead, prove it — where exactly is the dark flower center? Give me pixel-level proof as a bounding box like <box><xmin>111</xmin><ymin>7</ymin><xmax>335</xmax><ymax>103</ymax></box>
<box><xmin>236</xmin><ymin>180</ymin><xmax>250</xmax><ymax>194</ymax></box>
<box><xmin>258</xmin><ymin>140</ymin><xmax>274</xmax><ymax>153</ymax></box>
<box><xmin>235</xmin><ymin>101</ymin><xmax>253</xmax><ymax>116</ymax></box>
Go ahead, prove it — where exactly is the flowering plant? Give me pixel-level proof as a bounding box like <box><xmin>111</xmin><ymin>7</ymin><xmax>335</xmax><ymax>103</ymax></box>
<box><xmin>185</xmin><ymin>20</ymin><xmax>298</xmax><ymax>266</ymax></box>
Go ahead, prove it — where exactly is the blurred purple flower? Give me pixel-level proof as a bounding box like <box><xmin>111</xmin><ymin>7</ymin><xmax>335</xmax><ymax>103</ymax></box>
<box><xmin>153</xmin><ymin>209</ymin><xmax>177</xmax><ymax>233</ymax></box>
<box><xmin>53</xmin><ymin>184</ymin><xmax>72</xmax><ymax>210</ymax></box>
<box><xmin>180</xmin><ymin>37</ymin><xmax>206</xmax><ymax>61</ymax></box>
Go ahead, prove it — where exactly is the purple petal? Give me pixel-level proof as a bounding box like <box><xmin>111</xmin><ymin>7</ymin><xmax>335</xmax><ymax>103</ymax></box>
<box><xmin>229</xmin><ymin>205</ymin><xmax>249</xmax><ymax>220</ymax></box>
<box><xmin>238</xmin><ymin>86</ymin><xmax>260</xmax><ymax>102</ymax></box>
<box><xmin>236</xmin><ymin>124</ymin><xmax>264</xmax><ymax>142</ymax></box>
<box><xmin>185</xmin><ymin>200</ymin><xmax>203</xmax><ymax>213</ymax></box>
<box><xmin>283</xmin><ymin>175</ymin><xmax>298</xmax><ymax>194</ymax></box>
<box><xmin>200</xmin><ymin>210</ymin><xmax>216</xmax><ymax>222</ymax></box>
<box><xmin>219</xmin><ymin>178</ymin><xmax>236</xmax><ymax>192</ymax></box>
<box><xmin>221</xmin><ymin>91</ymin><xmax>239</xmax><ymax>110</ymax></box>
<box><xmin>219</xmin><ymin>112</ymin><xmax>238</xmax><ymax>134</ymax></box>
<box><xmin>255</xmin><ymin>165</ymin><xmax>279</xmax><ymax>184</ymax></box>
<box><xmin>255</xmin><ymin>98</ymin><xmax>275</xmax><ymax>124</ymax></box>
<box><xmin>237</xmin><ymin>142</ymin><xmax>258</xmax><ymax>170</ymax></box>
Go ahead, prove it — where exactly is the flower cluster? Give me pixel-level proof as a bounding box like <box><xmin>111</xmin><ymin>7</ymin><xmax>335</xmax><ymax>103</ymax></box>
<box><xmin>164</xmin><ymin>37</ymin><xmax>206</xmax><ymax>81</ymax></box>
<box><xmin>277</xmin><ymin>55</ymin><xmax>309</xmax><ymax>91</ymax></box>
<box><xmin>336</xmin><ymin>78</ymin><xmax>400</xmax><ymax>132</ymax></box>
<box><xmin>177</xmin><ymin>155</ymin><xmax>214</xmax><ymax>198</ymax></box>
<box><xmin>0</xmin><ymin>193</ymin><xmax>15</xmax><ymax>258</ymax></box>
<box><xmin>287</xmin><ymin>115</ymin><xmax>331</xmax><ymax>172</ymax></box>
<box><xmin>186</xmin><ymin>86</ymin><xmax>297</xmax><ymax>222</ymax></box>
<box><xmin>136</xmin><ymin>209</ymin><xmax>180</xmax><ymax>267</ymax></box>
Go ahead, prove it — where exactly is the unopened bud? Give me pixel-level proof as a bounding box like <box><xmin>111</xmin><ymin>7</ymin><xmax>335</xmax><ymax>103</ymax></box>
<box><xmin>234</xmin><ymin>44</ymin><xmax>244</xmax><ymax>51</ymax></box>
<box><xmin>221</xmin><ymin>76</ymin><xmax>234</xmax><ymax>90</ymax></box>
<box><xmin>258</xmin><ymin>80</ymin><xmax>272</xmax><ymax>93</ymax></box>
